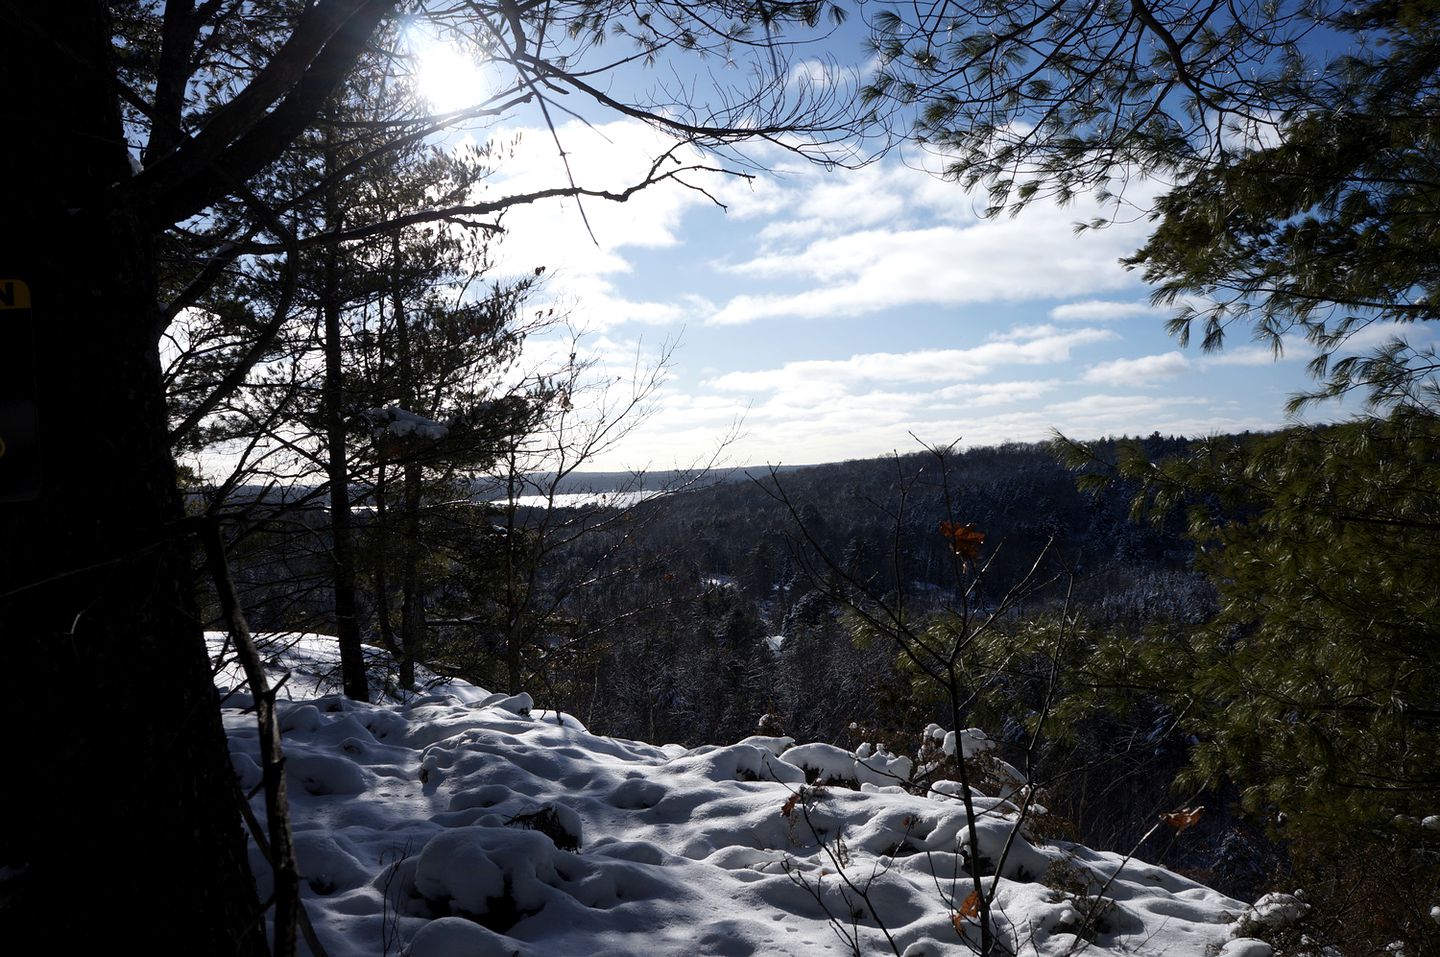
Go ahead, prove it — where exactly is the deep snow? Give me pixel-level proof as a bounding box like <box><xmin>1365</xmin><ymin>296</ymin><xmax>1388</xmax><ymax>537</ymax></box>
<box><xmin>213</xmin><ymin>632</ymin><xmax>1276</xmax><ymax>956</ymax></box>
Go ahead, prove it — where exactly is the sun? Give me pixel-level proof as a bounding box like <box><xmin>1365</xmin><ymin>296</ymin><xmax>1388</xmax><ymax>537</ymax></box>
<box><xmin>407</xmin><ymin>32</ymin><xmax>493</xmax><ymax>115</ymax></box>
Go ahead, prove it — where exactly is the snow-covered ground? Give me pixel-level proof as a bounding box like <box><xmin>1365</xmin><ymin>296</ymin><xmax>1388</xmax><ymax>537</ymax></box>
<box><xmin>213</xmin><ymin>632</ymin><xmax>1276</xmax><ymax>956</ymax></box>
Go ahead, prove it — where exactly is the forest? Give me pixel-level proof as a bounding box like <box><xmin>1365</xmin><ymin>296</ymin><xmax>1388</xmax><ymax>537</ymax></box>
<box><xmin>213</xmin><ymin>420</ymin><xmax>1440</xmax><ymax>953</ymax></box>
<box><xmin>2</xmin><ymin>1</ymin><xmax>1438</xmax><ymax>955</ymax></box>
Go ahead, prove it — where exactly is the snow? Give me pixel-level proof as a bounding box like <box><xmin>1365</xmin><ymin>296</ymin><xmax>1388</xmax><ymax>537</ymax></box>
<box><xmin>934</xmin><ymin>724</ymin><xmax>996</xmax><ymax>760</ymax></box>
<box><xmin>212</xmin><ymin>632</ymin><xmax>1261</xmax><ymax>956</ymax></box>
<box><xmin>363</xmin><ymin>405</ymin><xmax>449</xmax><ymax>442</ymax></box>
<box><xmin>782</xmin><ymin>741</ymin><xmax>914</xmax><ymax>789</ymax></box>
<box><xmin>1243</xmin><ymin>892</ymin><xmax>1309</xmax><ymax>929</ymax></box>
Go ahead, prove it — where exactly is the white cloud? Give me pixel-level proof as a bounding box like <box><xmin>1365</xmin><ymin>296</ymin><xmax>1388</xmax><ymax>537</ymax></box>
<box><xmin>706</xmin><ymin>327</ymin><xmax>1116</xmax><ymax>392</ymax></box>
<box><xmin>934</xmin><ymin>379</ymin><xmax>1060</xmax><ymax>406</ymax></box>
<box><xmin>1202</xmin><ymin>343</ymin><xmax>1293</xmax><ymax>367</ymax></box>
<box><xmin>487</xmin><ymin>120</ymin><xmax>712</xmax><ymax>256</ymax></box>
<box><xmin>608</xmin><ymin>324</ymin><xmax>1120</xmax><ymax>468</ymax></box>
<box><xmin>543</xmin><ymin>273</ymin><xmax>698</xmax><ymax>332</ymax></box>
<box><xmin>795</xmin><ymin>166</ymin><xmax>916</xmax><ymax>230</ymax></box>
<box><xmin>705</xmin><ymin>160</ymin><xmax>809</xmax><ymax>220</ymax></box>
<box><xmin>701</xmin><ymin>161</ymin><xmax>1161</xmax><ymax>326</ymax></box>
<box><xmin>473</xmin><ymin>135</ymin><xmax>1161</xmax><ymax>337</ymax></box>
<box><xmin>1043</xmin><ymin>392</ymin><xmax>1205</xmax><ymax>418</ymax></box>
<box><xmin>726</xmin><ymin>159</ymin><xmax>971</xmax><ymax>248</ymax></box>
<box><xmin>1082</xmin><ymin>351</ymin><xmax>1191</xmax><ymax>385</ymax></box>
<box><xmin>477</xmin><ymin>119</ymin><xmax>729</xmax><ymax>330</ymax></box>
<box><xmin>989</xmin><ymin>323</ymin><xmax>1066</xmax><ymax>342</ymax></box>
<box><xmin>786</xmin><ymin>58</ymin><xmax>861</xmax><ymax>91</ymax></box>
<box><xmin>910</xmin><ymin>399</ymin><xmax>1284</xmax><ymax>452</ymax></box>
<box><xmin>428</xmin><ymin>125</ymin><xmax>1316</xmax><ymax>470</ymax></box>
<box><xmin>709</xmin><ymin>216</ymin><xmax>1149</xmax><ymax>326</ymax></box>
<box><xmin>1049</xmin><ymin>299</ymin><xmax>1159</xmax><ymax>322</ymax></box>
<box><xmin>1333</xmin><ymin>320</ymin><xmax>1437</xmax><ymax>351</ymax></box>
<box><xmin>607</xmin><ymin>384</ymin><xmax>1289</xmax><ymax>470</ymax></box>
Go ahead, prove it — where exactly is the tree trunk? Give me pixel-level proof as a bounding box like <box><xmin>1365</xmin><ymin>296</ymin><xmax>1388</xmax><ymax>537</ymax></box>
<box><xmin>391</xmin><ymin>250</ymin><xmax>423</xmax><ymax>690</ymax></box>
<box><xmin>321</xmin><ymin>125</ymin><xmax>368</xmax><ymax>702</ymax></box>
<box><xmin>0</xmin><ymin>4</ymin><xmax>267</xmax><ymax>951</ymax></box>
<box><xmin>503</xmin><ymin>458</ymin><xmax>526</xmax><ymax>693</ymax></box>
<box><xmin>398</xmin><ymin>459</ymin><xmax>424</xmax><ymax>690</ymax></box>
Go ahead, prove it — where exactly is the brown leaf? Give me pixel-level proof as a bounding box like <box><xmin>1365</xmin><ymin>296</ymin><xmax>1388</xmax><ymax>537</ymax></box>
<box><xmin>1159</xmin><ymin>805</ymin><xmax>1205</xmax><ymax>833</ymax></box>
<box><xmin>939</xmin><ymin>521</ymin><xmax>986</xmax><ymax>560</ymax></box>
<box><xmin>781</xmin><ymin>793</ymin><xmax>800</xmax><ymax>819</ymax></box>
<box><xmin>959</xmin><ymin>890</ymin><xmax>981</xmax><ymax>919</ymax></box>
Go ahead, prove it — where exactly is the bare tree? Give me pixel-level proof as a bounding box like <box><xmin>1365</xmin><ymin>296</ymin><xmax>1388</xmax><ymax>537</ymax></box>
<box><xmin>762</xmin><ymin>440</ymin><xmax>1070</xmax><ymax>955</ymax></box>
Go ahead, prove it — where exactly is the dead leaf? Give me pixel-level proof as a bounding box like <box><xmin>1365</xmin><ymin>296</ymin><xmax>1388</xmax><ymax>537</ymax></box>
<box><xmin>939</xmin><ymin>521</ymin><xmax>986</xmax><ymax>560</ymax></box>
<box><xmin>959</xmin><ymin>890</ymin><xmax>981</xmax><ymax>919</ymax></box>
<box><xmin>1159</xmin><ymin>805</ymin><xmax>1205</xmax><ymax>833</ymax></box>
<box><xmin>781</xmin><ymin>793</ymin><xmax>800</xmax><ymax>819</ymax></box>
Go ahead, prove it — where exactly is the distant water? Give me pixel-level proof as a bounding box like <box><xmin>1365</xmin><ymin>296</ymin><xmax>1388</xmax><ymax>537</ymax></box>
<box><xmin>487</xmin><ymin>490</ymin><xmax>660</xmax><ymax>509</ymax></box>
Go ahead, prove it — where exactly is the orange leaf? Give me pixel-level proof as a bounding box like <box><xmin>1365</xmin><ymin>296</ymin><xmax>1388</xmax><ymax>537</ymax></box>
<box><xmin>781</xmin><ymin>793</ymin><xmax>800</xmax><ymax>818</ymax></box>
<box><xmin>1159</xmin><ymin>805</ymin><xmax>1205</xmax><ymax>833</ymax></box>
<box><xmin>959</xmin><ymin>890</ymin><xmax>981</xmax><ymax>919</ymax></box>
<box><xmin>939</xmin><ymin>521</ymin><xmax>986</xmax><ymax>560</ymax></box>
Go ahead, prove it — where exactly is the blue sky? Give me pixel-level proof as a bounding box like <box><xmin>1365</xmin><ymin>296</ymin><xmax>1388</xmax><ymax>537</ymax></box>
<box><xmin>410</xmin><ymin>21</ymin><xmax>1419</xmax><ymax>473</ymax></box>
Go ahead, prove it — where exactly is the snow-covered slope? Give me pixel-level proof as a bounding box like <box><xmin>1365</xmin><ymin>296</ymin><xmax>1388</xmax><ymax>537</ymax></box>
<box><xmin>213</xmin><ymin>633</ymin><xmax>1270</xmax><ymax>956</ymax></box>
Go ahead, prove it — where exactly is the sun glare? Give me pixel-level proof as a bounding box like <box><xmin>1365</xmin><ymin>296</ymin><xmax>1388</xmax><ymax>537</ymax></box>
<box><xmin>409</xmin><ymin>34</ymin><xmax>491</xmax><ymax>115</ymax></box>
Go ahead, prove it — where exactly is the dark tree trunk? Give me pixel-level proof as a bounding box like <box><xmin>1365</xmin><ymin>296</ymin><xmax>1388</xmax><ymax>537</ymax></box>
<box><xmin>0</xmin><ymin>4</ymin><xmax>267</xmax><ymax>952</ymax></box>
<box><xmin>322</xmin><ymin>270</ymin><xmax>368</xmax><ymax>702</ymax></box>
<box><xmin>398</xmin><ymin>459</ymin><xmax>424</xmax><ymax>691</ymax></box>
<box><xmin>502</xmin><ymin>461</ymin><xmax>528</xmax><ymax>695</ymax></box>
<box><xmin>320</xmin><ymin>132</ymin><xmax>368</xmax><ymax>702</ymax></box>
<box><xmin>391</xmin><ymin>253</ymin><xmax>423</xmax><ymax>690</ymax></box>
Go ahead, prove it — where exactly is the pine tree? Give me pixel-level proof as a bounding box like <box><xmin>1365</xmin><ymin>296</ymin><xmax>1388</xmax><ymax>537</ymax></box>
<box><xmin>1</xmin><ymin>1</ymin><xmax>849</xmax><ymax>945</ymax></box>
<box><xmin>171</xmin><ymin>54</ymin><xmax>551</xmax><ymax>696</ymax></box>
<box><xmin>867</xmin><ymin>0</ymin><xmax>1440</xmax><ymax>407</ymax></box>
<box><xmin>1057</xmin><ymin>410</ymin><xmax>1440</xmax><ymax>835</ymax></box>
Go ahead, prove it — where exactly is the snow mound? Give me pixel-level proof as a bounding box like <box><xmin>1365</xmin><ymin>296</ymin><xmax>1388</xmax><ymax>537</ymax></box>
<box><xmin>214</xmin><ymin>633</ymin><xmax>1250</xmax><ymax>956</ymax></box>
<box><xmin>782</xmin><ymin>741</ymin><xmax>914</xmax><ymax>789</ymax></box>
<box><xmin>1243</xmin><ymin>892</ymin><xmax>1309</xmax><ymax>929</ymax></box>
<box><xmin>1219</xmin><ymin>940</ymin><xmax>1274</xmax><ymax>957</ymax></box>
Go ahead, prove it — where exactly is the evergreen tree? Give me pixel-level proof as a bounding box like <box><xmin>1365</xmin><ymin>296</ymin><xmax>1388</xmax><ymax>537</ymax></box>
<box><xmin>1058</xmin><ymin>410</ymin><xmax>1440</xmax><ymax>835</ymax></box>
<box><xmin>0</xmin><ymin>0</ymin><xmax>849</xmax><ymax>945</ymax></box>
<box><xmin>170</xmin><ymin>51</ymin><xmax>553</xmax><ymax>696</ymax></box>
<box><xmin>867</xmin><ymin>0</ymin><xmax>1440</xmax><ymax>406</ymax></box>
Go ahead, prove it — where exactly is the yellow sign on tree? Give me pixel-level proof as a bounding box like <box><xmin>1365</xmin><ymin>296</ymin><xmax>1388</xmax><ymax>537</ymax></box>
<box><xmin>0</xmin><ymin>279</ymin><xmax>40</xmax><ymax>502</ymax></box>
